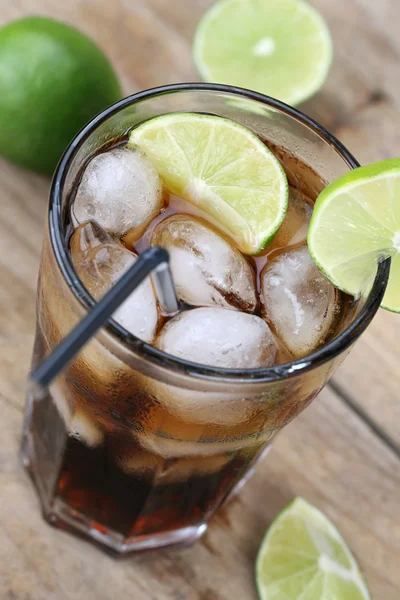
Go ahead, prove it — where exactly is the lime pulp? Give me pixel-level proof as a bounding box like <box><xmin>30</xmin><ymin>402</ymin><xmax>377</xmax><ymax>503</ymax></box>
<box><xmin>193</xmin><ymin>0</ymin><xmax>332</xmax><ymax>106</ymax></box>
<box><xmin>256</xmin><ymin>497</ymin><xmax>371</xmax><ymax>600</ymax></box>
<box><xmin>308</xmin><ymin>159</ymin><xmax>400</xmax><ymax>312</ymax></box>
<box><xmin>129</xmin><ymin>113</ymin><xmax>288</xmax><ymax>255</ymax></box>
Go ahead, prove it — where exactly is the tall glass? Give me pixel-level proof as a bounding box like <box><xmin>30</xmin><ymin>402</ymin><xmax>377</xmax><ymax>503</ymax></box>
<box><xmin>21</xmin><ymin>84</ymin><xmax>389</xmax><ymax>554</ymax></box>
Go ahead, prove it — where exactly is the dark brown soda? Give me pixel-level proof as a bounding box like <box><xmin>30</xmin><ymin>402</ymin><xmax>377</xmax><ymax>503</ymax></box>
<box><xmin>31</xmin><ymin>322</ymin><xmax>270</xmax><ymax>539</ymax></box>
<box><xmin>32</xmin><ymin>134</ymin><xmax>350</xmax><ymax>545</ymax></box>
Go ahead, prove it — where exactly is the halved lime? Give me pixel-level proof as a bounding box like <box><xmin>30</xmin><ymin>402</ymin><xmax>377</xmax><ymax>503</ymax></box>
<box><xmin>308</xmin><ymin>159</ymin><xmax>400</xmax><ymax>312</ymax></box>
<box><xmin>129</xmin><ymin>113</ymin><xmax>288</xmax><ymax>254</ymax></box>
<box><xmin>193</xmin><ymin>0</ymin><xmax>332</xmax><ymax>107</ymax></box>
<box><xmin>256</xmin><ymin>497</ymin><xmax>370</xmax><ymax>600</ymax></box>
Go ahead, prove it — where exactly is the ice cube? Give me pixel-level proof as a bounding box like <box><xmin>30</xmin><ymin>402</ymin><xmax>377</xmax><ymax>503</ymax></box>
<box><xmin>156</xmin><ymin>307</ymin><xmax>277</xmax><ymax>369</ymax></box>
<box><xmin>157</xmin><ymin>454</ymin><xmax>231</xmax><ymax>484</ymax></box>
<box><xmin>135</xmin><ymin>308</ymin><xmax>285</xmax><ymax>427</ymax></box>
<box><xmin>50</xmin><ymin>380</ymin><xmax>104</xmax><ymax>447</ymax></box>
<box><xmin>72</xmin><ymin>146</ymin><xmax>163</xmax><ymax>237</ymax></box>
<box><xmin>117</xmin><ymin>441</ymin><xmax>230</xmax><ymax>482</ymax></box>
<box><xmin>70</xmin><ymin>409</ymin><xmax>104</xmax><ymax>448</ymax></box>
<box><xmin>139</xmin><ymin>380</ymin><xmax>262</xmax><ymax>428</ymax></box>
<box><xmin>70</xmin><ymin>222</ymin><xmax>158</xmax><ymax>342</ymax></box>
<box><xmin>50</xmin><ymin>379</ymin><xmax>73</xmax><ymax>427</ymax></box>
<box><xmin>137</xmin><ymin>429</ymin><xmax>267</xmax><ymax>458</ymax></box>
<box><xmin>140</xmin><ymin>308</ymin><xmax>278</xmax><ymax>427</ymax></box>
<box><xmin>267</xmin><ymin>187</ymin><xmax>313</xmax><ymax>251</ymax></box>
<box><xmin>260</xmin><ymin>245</ymin><xmax>339</xmax><ymax>357</ymax></box>
<box><xmin>115</xmin><ymin>444</ymin><xmax>164</xmax><ymax>478</ymax></box>
<box><xmin>151</xmin><ymin>215</ymin><xmax>257</xmax><ymax>312</ymax></box>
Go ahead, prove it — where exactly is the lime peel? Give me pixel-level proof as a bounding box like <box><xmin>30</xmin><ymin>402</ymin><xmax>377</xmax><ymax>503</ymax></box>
<box><xmin>193</xmin><ymin>0</ymin><xmax>333</xmax><ymax>106</ymax></box>
<box><xmin>129</xmin><ymin>113</ymin><xmax>288</xmax><ymax>255</ymax></box>
<box><xmin>256</xmin><ymin>497</ymin><xmax>371</xmax><ymax>600</ymax></box>
<box><xmin>308</xmin><ymin>159</ymin><xmax>400</xmax><ymax>313</ymax></box>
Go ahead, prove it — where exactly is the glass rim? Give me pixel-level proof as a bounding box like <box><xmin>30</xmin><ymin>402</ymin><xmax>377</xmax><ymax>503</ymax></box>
<box><xmin>49</xmin><ymin>82</ymin><xmax>390</xmax><ymax>384</ymax></box>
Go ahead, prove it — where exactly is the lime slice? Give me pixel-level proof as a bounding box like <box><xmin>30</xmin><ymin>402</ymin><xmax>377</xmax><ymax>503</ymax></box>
<box><xmin>129</xmin><ymin>113</ymin><xmax>288</xmax><ymax>254</ymax></box>
<box><xmin>308</xmin><ymin>159</ymin><xmax>400</xmax><ymax>312</ymax></box>
<box><xmin>256</xmin><ymin>498</ymin><xmax>371</xmax><ymax>600</ymax></box>
<box><xmin>193</xmin><ymin>0</ymin><xmax>332</xmax><ymax>106</ymax></box>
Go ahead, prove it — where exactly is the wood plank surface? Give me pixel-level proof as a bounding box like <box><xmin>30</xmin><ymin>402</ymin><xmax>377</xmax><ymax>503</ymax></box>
<box><xmin>0</xmin><ymin>0</ymin><xmax>399</xmax><ymax>599</ymax></box>
<box><xmin>300</xmin><ymin>0</ymin><xmax>400</xmax><ymax>448</ymax></box>
<box><xmin>1</xmin><ymin>385</ymin><xmax>399</xmax><ymax>599</ymax></box>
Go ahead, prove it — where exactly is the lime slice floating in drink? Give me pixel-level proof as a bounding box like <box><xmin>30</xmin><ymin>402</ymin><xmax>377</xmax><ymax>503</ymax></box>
<box><xmin>129</xmin><ymin>113</ymin><xmax>288</xmax><ymax>255</ymax></box>
<box><xmin>193</xmin><ymin>0</ymin><xmax>332</xmax><ymax>106</ymax></box>
<box><xmin>308</xmin><ymin>159</ymin><xmax>400</xmax><ymax>312</ymax></box>
<box><xmin>256</xmin><ymin>497</ymin><xmax>371</xmax><ymax>600</ymax></box>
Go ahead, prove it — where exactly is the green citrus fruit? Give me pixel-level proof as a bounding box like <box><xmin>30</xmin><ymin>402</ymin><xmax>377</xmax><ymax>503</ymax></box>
<box><xmin>193</xmin><ymin>0</ymin><xmax>332</xmax><ymax>106</ymax></box>
<box><xmin>129</xmin><ymin>113</ymin><xmax>288</xmax><ymax>255</ymax></box>
<box><xmin>256</xmin><ymin>498</ymin><xmax>371</xmax><ymax>600</ymax></box>
<box><xmin>308</xmin><ymin>159</ymin><xmax>400</xmax><ymax>312</ymax></box>
<box><xmin>0</xmin><ymin>16</ymin><xmax>121</xmax><ymax>175</ymax></box>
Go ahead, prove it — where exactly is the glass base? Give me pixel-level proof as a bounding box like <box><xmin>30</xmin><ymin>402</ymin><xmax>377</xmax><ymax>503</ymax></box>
<box><xmin>21</xmin><ymin>430</ymin><xmax>207</xmax><ymax>554</ymax></box>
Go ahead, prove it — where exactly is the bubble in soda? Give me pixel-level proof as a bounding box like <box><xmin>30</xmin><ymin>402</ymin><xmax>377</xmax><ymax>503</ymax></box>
<box><xmin>156</xmin><ymin>306</ymin><xmax>277</xmax><ymax>368</ymax></box>
<box><xmin>267</xmin><ymin>187</ymin><xmax>313</xmax><ymax>251</ymax></box>
<box><xmin>72</xmin><ymin>146</ymin><xmax>163</xmax><ymax>237</ymax></box>
<box><xmin>260</xmin><ymin>245</ymin><xmax>339</xmax><ymax>357</ymax></box>
<box><xmin>70</xmin><ymin>221</ymin><xmax>158</xmax><ymax>342</ymax></box>
<box><xmin>151</xmin><ymin>214</ymin><xmax>257</xmax><ymax>312</ymax></box>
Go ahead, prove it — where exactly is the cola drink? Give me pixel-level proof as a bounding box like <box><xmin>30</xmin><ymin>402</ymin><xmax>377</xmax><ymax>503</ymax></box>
<box><xmin>22</xmin><ymin>89</ymin><xmax>365</xmax><ymax>554</ymax></box>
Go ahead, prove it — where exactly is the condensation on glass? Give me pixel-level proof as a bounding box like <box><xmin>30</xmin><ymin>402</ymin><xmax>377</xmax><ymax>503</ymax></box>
<box><xmin>21</xmin><ymin>84</ymin><xmax>387</xmax><ymax>554</ymax></box>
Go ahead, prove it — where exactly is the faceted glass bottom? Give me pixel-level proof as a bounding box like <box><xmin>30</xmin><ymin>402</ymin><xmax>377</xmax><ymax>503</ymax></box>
<box><xmin>21</xmin><ymin>428</ymin><xmax>207</xmax><ymax>554</ymax></box>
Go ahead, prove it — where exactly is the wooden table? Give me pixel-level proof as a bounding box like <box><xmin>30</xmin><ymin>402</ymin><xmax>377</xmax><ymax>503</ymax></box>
<box><xmin>1</xmin><ymin>0</ymin><xmax>399</xmax><ymax>598</ymax></box>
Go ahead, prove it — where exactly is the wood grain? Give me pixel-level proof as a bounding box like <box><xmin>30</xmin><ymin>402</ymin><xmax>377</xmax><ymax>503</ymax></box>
<box><xmin>0</xmin><ymin>0</ymin><xmax>399</xmax><ymax>599</ymax></box>
<box><xmin>0</xmin><ymin>386</ymin><xmax>398</xmax><ymax>599</ymax></box>
<box><xmin>300</xmin><ymin>0</ymin><xmax>400</xmax><ymax>447</ymax></box>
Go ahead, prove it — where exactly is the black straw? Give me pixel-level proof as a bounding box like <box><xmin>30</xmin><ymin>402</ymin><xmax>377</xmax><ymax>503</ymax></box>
<box><xmin>30</xmin><ymin>246</ymin><xmax>176</xmax><ymax>390</ymax></box>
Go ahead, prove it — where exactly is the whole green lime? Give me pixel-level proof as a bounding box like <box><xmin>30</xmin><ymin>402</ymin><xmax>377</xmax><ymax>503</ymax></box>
<box><xmin>0</xmin><ymin>16</ymin><xmax>122</xmax><ymax>175</ymax></box>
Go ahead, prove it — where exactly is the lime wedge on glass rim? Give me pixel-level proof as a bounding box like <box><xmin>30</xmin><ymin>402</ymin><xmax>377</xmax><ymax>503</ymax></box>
<box><xmin>129</xmin><ymin>113</ymin><xmax>288</xmax><ymax>255</ymax></box>
<box><xmin>256</xmin><ymin>498</ymin><xmax>371</xmax><ymax>600</ymax></box>
<box><xmin>193</xmin><ymin>0</ymin><xmax>332</xmax><ymax>106</ymax></box>
<box><xmin>308</xmin><ymin>159</ymin><xmax>400</xmax><ymax>312</ymax></box>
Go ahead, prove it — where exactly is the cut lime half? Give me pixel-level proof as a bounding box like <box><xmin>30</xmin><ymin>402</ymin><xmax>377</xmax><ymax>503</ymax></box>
<box><xmin>129</xmin><ymin>113</ymin><xmax>288</xmax><ymax>255</ymax></box>
<box><xmin>308</xmin><ymin>159</ymin><xmax>400</xmax><ymax>312</ymax></box>
<box><xmin>193</xmin><ymin>0</ymin><xmax>332</xmax><ymax>106</ymax></box>
<box><xmin>256</xmin><ymin>497</ymin><xmax>371</xmax><ymax>600</ymax></box>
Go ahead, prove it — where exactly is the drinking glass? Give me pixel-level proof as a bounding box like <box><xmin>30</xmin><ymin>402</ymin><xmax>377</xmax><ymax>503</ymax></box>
<box><xmin>21</xmin><ymin>84</ymin><xmax>389</xmax><ymax>554</ymax></box>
